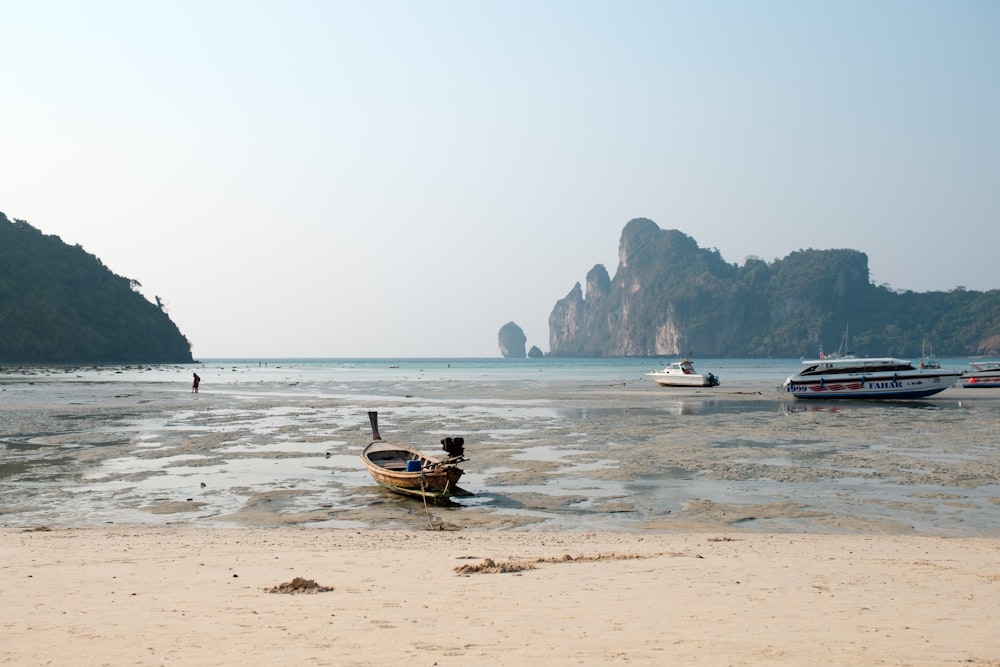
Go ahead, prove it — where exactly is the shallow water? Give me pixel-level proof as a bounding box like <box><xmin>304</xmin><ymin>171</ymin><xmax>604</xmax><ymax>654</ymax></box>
<box><xmin>2</xmin><ymin>358</ymin><xmax>999</xmax><ymax>535</ymax></box>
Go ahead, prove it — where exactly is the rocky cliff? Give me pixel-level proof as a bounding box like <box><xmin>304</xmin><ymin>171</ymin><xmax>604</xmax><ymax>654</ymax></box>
<box><xmin>497</xmin><ymin>321</ymin><xmax>527</xmax><ymax>358</ymax></box>
<box><xmin>548</xmin><ymin>218</ymin><xmax>1000</xmax><ymax>358</ymax></box>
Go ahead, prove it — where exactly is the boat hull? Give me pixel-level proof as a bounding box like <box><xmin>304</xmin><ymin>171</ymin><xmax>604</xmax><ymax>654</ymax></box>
<box><xmin>960</xmin><ymin>375</ymin><xmax>1000</xmax><ymax>388</ymax></box>
<box><xmin>646</xmin><ymin>372</ymin><xmax>717</xmax><ymax>387</ymax></box>
<box><xmin>960</xmin><ymin>362</ymin><xmax>1000</xmax><ymax>388</ymax></box>
<box><xmin>783</xmin><ymin>371</ymin><xmax>960</xmax><ymax>399</ymax></box>
<box><xmin>361</xmin><ymin>441</ymin><xmax>465</xmax><ymax>500</ymax></box>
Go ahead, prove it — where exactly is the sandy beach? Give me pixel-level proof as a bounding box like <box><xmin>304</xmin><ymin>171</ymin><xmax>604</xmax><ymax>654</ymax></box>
<box><xmin>2</xmin><ymin>526</ymin><xmax>999</xmax><ymax>666</ymax></box>
<box><xmin>3</xmin><ymin>361</ymin><xmax>1000</xmax><ymax>664</ymax></box>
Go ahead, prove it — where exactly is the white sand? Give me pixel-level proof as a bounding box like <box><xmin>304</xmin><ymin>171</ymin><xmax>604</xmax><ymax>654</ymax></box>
<box><xmin>3</xmin><ymin>526</ymin><xmax>998</xmax><ymax>666</ymax></box>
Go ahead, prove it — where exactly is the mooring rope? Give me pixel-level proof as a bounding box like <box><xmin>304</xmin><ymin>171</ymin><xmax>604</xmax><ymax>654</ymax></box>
<box><xmin>419</xmin><ymin>469</ymin><xmax>435</xmax><ymax>529</ymax></box>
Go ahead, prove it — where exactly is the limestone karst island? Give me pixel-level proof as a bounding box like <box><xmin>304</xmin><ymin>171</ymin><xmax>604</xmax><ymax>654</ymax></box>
<box><xmin>501</xmin><ymin>218</ymin><xmax>1000</xmax><ymax>359</ymax></box>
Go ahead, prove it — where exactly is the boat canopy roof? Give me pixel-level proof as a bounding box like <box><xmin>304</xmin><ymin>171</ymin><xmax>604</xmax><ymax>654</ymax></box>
<box><xmin>801</xmin><ymin>357</ymin><xmax>911</xmax><ymax>367</ymax></box>
<box><xmin>797</xmin><ymin>357</ymin><xmax>918</xmax><ymax>376</ymax></box>
<box><xmin>969</xmin><ymin>361</ymin><xmax>1000</xmax><ymax>371</ymax></box>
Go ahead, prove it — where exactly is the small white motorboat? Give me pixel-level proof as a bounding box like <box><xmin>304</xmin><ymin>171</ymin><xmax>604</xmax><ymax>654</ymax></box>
<box><xmin>646</xmin><ymin>359</ymin><xmax>720</xmax><ymax>387</ymax></box>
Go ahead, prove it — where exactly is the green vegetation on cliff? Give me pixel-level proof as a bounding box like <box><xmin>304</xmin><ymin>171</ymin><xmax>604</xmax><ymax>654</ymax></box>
<box><xmin>0</xmin><ymin>212</ymin><xmax>194</xmax><ymax>364</ymax></box>
<box><xmin>549</xmin><ymin>218</ymin><xmax>1000</xmax><ymax>358</ymax></box>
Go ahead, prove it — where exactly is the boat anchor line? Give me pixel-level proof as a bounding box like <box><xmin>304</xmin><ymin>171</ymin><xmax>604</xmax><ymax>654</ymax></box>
<box><xmin>418</xmin><ymin>470</ymin><xmax>435</xmax><ymax>529</ymax></box>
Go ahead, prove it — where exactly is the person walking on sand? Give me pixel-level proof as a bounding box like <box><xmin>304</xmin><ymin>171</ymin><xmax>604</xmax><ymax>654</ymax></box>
<box><xmin>192</xmin><ymin>372</ymin><xmax>201</xmax><ymax>393</ymax></box>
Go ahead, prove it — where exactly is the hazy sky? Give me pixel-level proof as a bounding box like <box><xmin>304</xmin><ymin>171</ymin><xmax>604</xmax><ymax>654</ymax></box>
<box><xmin>3</xmin><ymin>1</ymin><xmax>998</xmax><ymax>358</ymax></box>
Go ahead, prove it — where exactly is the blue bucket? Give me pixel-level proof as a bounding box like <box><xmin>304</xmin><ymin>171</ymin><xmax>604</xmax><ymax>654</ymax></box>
<box><xmin>406</xmin><ymin>460</ymin><xmax>422</xmax><ymax>472</ymax></box>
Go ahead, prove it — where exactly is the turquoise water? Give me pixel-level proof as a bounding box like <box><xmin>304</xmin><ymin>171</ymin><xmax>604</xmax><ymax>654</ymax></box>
<box><xmin>196</xmin><ymin>355</ymin><xmax>980</xmax><ymax>383</ymax></box>
<box><xmin>22</xmin><ymin>355</ymin><xmax>978</xmax><ymax>388</ymax></box>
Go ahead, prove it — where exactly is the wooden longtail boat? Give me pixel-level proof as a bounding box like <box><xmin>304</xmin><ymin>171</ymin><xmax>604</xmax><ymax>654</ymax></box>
<box><xmin>360</xmin><ymin>411</ymin><xmax>469</xmax><ymax>501</ymax></box>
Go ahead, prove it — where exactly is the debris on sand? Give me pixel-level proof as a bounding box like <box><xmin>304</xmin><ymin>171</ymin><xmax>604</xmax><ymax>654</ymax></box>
<box><xmin>454</xmin><ymin>558</ymin><xmax>535</xmax><ymax>574</ymax></box>
<box><xmin>265</xmin><ymin>577</ymin><xmax>334</xmax><ymax>594</ymax></box>
<box><xmin>454</xmin><ymin>552</ymin><xmax>681</xmax><ymax>575</ymax></box>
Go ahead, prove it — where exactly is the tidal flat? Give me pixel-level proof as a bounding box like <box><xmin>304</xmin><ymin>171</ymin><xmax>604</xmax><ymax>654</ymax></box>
<box><xmin>2</xmin><ymin>361</ymin><xmax>999</xmax><ymax>535</ymax></box>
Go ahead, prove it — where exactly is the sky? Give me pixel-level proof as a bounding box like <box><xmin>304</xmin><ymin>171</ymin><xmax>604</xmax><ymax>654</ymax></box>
<box><xmin>2</xmin><ymin>1</ymin><xmax>998</xmax><ymax>358</ymax></box>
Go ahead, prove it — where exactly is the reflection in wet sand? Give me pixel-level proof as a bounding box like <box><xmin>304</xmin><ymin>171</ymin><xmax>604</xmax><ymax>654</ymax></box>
<box><xmin>1</xmin><ymin>368</ymin><xmax>999</xmax><ymax>536</ymax></box>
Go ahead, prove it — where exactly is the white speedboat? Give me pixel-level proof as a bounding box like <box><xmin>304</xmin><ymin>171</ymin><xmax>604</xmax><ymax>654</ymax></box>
<box><xmin>960</xmin><ymin>361</ymin><xmax>1000</xmax><ymax>388</ymax></box>
<box><xmin>646</xmin><ymin>359</ymin><xmax>719</xmax><ymax>387</ymax></box>
<box><xmin>781</xmin><ymin>357</ymin><xmax>960</xmax><ymax>399</ymax></box>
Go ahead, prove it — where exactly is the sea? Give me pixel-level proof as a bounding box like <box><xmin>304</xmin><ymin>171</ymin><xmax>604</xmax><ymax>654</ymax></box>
<box><xmin>2</xmin><ymin>357</ymin><xmax>999</xmax><ymax>535</ymax></box>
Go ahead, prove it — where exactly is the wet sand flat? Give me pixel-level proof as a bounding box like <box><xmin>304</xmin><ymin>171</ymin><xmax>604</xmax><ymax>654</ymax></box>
<box><xmin>2</xmin><ymin>365</ymin><xmax>1000</xmax><ymax>534</ymax></box>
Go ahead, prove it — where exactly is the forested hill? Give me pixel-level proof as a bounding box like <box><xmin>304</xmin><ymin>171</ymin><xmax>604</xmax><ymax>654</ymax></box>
<box><xmin>0</xmin><ymin>212</ymin><xmax>193</xmax><ymax>364</ymax></box>
<box><xmin>549</xmin><ymin>218</ymin><xmax>1000</xmax><ymax>358</ymax></box>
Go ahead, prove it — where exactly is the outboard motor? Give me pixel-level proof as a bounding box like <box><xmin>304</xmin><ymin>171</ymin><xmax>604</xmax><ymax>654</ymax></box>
<box><xmin>440</xmin><ymin>436</ymin><xmax>465</xmax><ymax>459</ymax></box>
